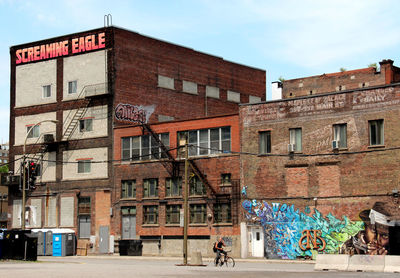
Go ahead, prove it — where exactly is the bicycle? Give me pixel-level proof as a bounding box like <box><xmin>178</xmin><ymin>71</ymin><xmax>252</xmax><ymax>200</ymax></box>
<box><xmin>214</xmin><ymin>251</ymin><xmax>235</xmax><ymax>267</ymax></box>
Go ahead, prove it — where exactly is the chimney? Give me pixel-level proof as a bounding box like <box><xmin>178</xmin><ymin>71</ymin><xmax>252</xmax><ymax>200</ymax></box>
<box><xmin>379</xmin><ymin>59</ymin><xmax>394</xmax><ymax>84</ymax></box>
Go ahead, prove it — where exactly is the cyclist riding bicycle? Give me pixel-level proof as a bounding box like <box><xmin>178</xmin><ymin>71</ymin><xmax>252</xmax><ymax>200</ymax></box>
<box><xmin>214</xmin><ymin>237</ymin><xmax>227</xmax><ymax>266</ymax></box>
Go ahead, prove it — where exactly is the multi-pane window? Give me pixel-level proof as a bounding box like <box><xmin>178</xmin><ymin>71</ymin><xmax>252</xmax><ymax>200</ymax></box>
<box><xmin>189</xmin><ymin>204</ymin><xmax>206</xmax><ymax>224</ymax></box>
<box><xmin>77</xmin><ymin>160</ymin><xmax>91</xmax><ymax>173</ymax></box>
<box><xmin>213</xmin><ymin>203</ymin><xmax>232</xmax><ymax>224</ymax></box>
<box><xmin>189</xmin><ymin>176</ymin><xmax>206</xmax><ymax>196</ymax></box>
<box><xmin>79</xmin><ymin>119</ymin><xmax>93</xmax><ymax>132</ymax></box>
<box><xmin>68</xmin><ymin>81</ymin><xmax>77</xmax><ymax>94</ymax></box>
<box><xmin>166</xmin><ymin>205</ymin><xmax>181</xmax><ymax>224</ymax></box>
<box><xmin>26</xmin><ymin>125</ymin><xmax>39</xmax><ymax>138</ymax></box>
<box><xmin>259</xmin><ymin>131</ymin><xmax>271</xmax><ymax>154</ymax></box>
<box><xmin>143</xmin><ymin>205</ymin><xmax>158</xmax><ymax>224</ymax></box>
<box><xmin>177</xmin><ymin>127</ymin><xmax>231</xmax><ymax>157</ymax></box>
<box><xmin>289</xmin><ymin>128</ymin><xmax>302</xmax><ymax>152</ymax></box>
<box><xmin>78</xmin><ymin>197</ymin><xmax>91</xmax><ymax>215</ymax></box>
<box><xmin>143</xmin><ymin>178</ymin><xmax>158</xmax><ymax>198</ymax></box>
<box><xmin>333</xmin><ymin>124</ymin><xmax>347</xmax><ymax>149</ymax></box>
<box><xmin>121</xmin><ymin>133</ymin><xmax>169</xmax><ymax>161</ymax></box>
<box><xmin>43</xmin><ymin>85</ymin><xmax>51</xmax><ymax>98</ymax></box>
<box><xmin>122</xmin><ymin>206</ymin><xmax>136</xmax><ymax>216</ymax></box>
<box><xmin>221</xmin><ymin>174</ymin><xmax>231</xmax><ymax>186</ymax></box>
<box><xmin>121</xmin><ymin>180</ymin><xmax>136</xmax><ymax>199</ymax></box>
<box><xmin>166</xmin><ymin>177</ymin><xmax>182</xmax><ymax>197</ymax></box>
<box><xmin>369</xmin><ymin>120</ymin><xmax>384</xmax><ymax>146</ymax></box>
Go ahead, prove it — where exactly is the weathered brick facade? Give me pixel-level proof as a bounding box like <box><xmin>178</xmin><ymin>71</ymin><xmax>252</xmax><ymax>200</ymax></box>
<box><xmin>281</xmin><ymin>59</ymin><xmax>400</xmax><ymax>99</ymax></box>
<box><xmin>8</xmin><ymin>26</ymin><xmax>264</xmax><ymax>254</ymax></box>
<box><xmin>240</xmin><ymin>82</ymin><xmax>400</xmax><ymax>259</ymax></box>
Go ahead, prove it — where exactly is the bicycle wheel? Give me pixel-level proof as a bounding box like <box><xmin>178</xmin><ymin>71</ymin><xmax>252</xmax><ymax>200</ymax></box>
<box><xmin>225</xmin><ymin>257</ymin><xmax>235</xmax><ymax>267</ymax></box>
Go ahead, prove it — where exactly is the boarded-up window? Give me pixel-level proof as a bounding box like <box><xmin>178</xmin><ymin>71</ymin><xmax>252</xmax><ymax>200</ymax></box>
<box><xmin>285</xmin><ymin>167</ymin><xmax>308</xmax><ymax>197</ymax></box>
<box><xmin>45</xmin><ymin>197</ymin><xmax>57</xmax><ymax>227</ymax></box>
<box><xmin>12</xmin><ymin>199</ymin><xmax>22</xmax><ymax>228</ymax></box>
<box><xmin>317</xmin><ymin>165</ymin><xmax>340</xmax><ymax>197</ymax></box>
<box><xmin>29</xmin><ymin>198</ymin><xmax>42</xmax><ymax>228</ymax></box>
<box><xmin>60</xmin><ymin>197</ymin><xmax>74</xmax><ymax>227</ymax></box>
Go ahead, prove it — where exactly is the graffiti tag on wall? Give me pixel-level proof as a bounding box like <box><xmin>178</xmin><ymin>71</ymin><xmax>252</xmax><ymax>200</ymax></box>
<box><xmin>115</xmin><ymin>103</ymin><xmax>155</xmax><ymax>124</ymax></box>
<box><xmin>299</xmin><ymin>230</ymin><xmax>326</xmax><ymax>251</ymax></box>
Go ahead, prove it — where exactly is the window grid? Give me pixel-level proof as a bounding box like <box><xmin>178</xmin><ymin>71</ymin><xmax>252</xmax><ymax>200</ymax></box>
<box><xmin>213</xmin><ymin>203</ymin><xmax>232</xmax><ymax>224</ymax></box>
<box><xmin>189</xmin><ymin>204</ymin><xmax>206</xmax><ymax>224</ymax></box>
<box><xmin>143</xmin><ymin>205</ymin><xmax>158</xmax><ymax>224</ymax></box>
<box><xmin>189</xmin><ymin>176</ymin><xmax>206</xmax><ymax>196</ymax></box>
<box><xmin>121</xmin><ymin>180</ymin><xmax>136</xmax><ymax>199</ymax></box>
<box><xmin>166</xmin><ymin>205</ymin><xmax>181</xmax><ymax>224</ymax></box>
<box><xmin>143</xmin><ymin>178</ymin><xmax>158</xmax><ymax>198</ymax></box>
<box><xmin>121</xmin><ymin>133</ymin><xmax>169</xmax><ymax>161</ymax></box>
<box><xmin>166</xmin><ymin>177</ymin><xmax>182</xmax><ymax>197</ymax></box>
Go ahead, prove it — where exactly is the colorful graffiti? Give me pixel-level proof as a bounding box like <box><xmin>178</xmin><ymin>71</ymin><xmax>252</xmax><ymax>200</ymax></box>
<box><xmin>242</xmin><ymin>198</ymin><xmax>364</xmax><ymax>259</ymax></box>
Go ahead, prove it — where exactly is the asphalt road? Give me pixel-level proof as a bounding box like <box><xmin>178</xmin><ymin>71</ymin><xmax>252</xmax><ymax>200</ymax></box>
<box><xmin>0</xmin><ymin>256</ymin><xmax>398</xmax><ymax>278</ymax></box>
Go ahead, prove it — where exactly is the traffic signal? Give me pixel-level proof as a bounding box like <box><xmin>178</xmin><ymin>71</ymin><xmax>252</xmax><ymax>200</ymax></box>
<box><xmin>27</xmin><ymin>161</ymin><xmax>38</xmax><ymax>189</ymax></box>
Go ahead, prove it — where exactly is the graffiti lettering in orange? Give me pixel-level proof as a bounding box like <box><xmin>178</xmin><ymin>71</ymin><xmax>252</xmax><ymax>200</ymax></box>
<box><xmin>299</xmin><ymin>230</ymin><xmax>326</xmax><ymax>251</ymax></box>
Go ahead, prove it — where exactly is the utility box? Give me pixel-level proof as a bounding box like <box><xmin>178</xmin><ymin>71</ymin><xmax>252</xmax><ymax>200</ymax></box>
<box><xmin>53</xmin><ymin>233</ymin><xmax>76</xmax><ymax>256</ymax></box>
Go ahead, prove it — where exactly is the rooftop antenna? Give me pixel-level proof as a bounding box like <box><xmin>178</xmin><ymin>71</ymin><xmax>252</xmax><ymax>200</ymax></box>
<box><xmin>104</xmin><ymin>14</ymin><xmax>112</xmax><ymax>27</ymax></box>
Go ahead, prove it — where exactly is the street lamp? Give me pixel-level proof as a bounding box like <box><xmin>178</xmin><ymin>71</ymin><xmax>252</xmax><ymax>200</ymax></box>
<box><xmin>22</xmin><ymin>119</ymin><xmax>58</xmax><ymax>230</ymax></box>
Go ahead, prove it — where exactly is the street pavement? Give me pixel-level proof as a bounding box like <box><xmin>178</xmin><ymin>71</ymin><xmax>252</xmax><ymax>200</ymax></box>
<box><xmin>0</xmin><ymin>255</ymin><xmax>398</xmax><ymax>278</ymax></box>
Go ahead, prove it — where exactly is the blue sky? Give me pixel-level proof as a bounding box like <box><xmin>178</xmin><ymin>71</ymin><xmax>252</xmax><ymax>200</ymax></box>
<box><xmin>0</xmin><ymin>0</ymin><xmax>399</xmax><ymax>143</ymax></box>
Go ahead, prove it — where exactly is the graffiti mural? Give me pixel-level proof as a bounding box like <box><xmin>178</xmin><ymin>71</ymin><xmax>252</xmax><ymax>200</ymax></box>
<box><xmin>241</xmin><ymin>196</ymin><xmax>397</xmax><ymax>259</ymax></box>
<box><xmin>115</xmin><ymin>103</ymin><xmax>155</xmax><ymax>124</ymax></box>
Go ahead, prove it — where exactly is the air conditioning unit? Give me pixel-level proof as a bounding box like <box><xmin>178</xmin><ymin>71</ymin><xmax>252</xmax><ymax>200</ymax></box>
<box><xmin>332</xmin><ymin>140</ymin><xmax>339</xmax><ymax>150</ymax></box>
<box><xmin>288</xmin><ymin>144</ymin><xmax>295</xmax><ymax>153</ymax></box>
<box><xmin>43</xmin><ymin>134</ymin><xmax>55</xmax><ymax>143</ymax></box>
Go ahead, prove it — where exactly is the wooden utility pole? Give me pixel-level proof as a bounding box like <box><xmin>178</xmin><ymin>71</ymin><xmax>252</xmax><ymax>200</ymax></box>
<box><xmin>183</xmin><ymin>142</ymin><xmax>189</xmax><ymax>265</ymax></box>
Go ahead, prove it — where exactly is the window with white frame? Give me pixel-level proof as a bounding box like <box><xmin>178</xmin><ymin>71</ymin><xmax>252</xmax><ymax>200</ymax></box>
<box><xmin>143</xmin><ymin>178</ymin><xmax>158</xmax><ymax>198</ymax></box>
<box><xmin>121</xmin><ymin>133</ymin><xmax>169</xmax><ymax>161</ymax></box>
<box><xmin>177</xmin><ymin>127</ymin><xmax>231</xmax><ymax>157</ymax></box>
<box><xmin>68</xmin><ymin>81</ymin><xmax>77</xmax><ymax>94</ymax></box>
<box><xmin>369</xmin><ymin>119</ymin><xmax>384</xmax><ymax>146</ymax></box>
<box><xmin>333</xmin><ymin>124</ymin><xmax>347</xmax><ymax>149</ymax></box>
<box><xmin>79</xmin><ymin>118</ymin><xmax>93</xmax><ymax>132</ymax></box>
<box><xmin>43</xmin><ymin>85</ymin><xmax>51</xmax><ymax>98</ymax></box>
<box><xmin>26</xmin><ymin>125</ymin><xmax>39</xmax><ymax>138</ymax></box>
<box><xmin>289</xmin><ymin>128</ymin><xmax>302</xmax><ymax>152</ymax></box>
<box><xmin>77</xmin><ymin>160</ymin><xmax>91</xmax><ymax>173</ymax></box>
<box><xmin>143</xmin><ymin>205</ymin><xmax>158</xmax><ymax>224</ymax></box>
<box><xmin>166</xmin><ymin>177</ymin><xmax>182</xmax><ymax>197</ymax></box>
<box><xmin>259</xmin><ymin>130</ymin><xmax>271</xmax><ymax>154</ymax></box>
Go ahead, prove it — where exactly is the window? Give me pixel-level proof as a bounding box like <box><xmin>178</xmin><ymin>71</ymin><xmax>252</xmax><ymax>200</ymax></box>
<box><xmin>77</xmin><ymin>160</ymin><xmax>91</xmax><ymax>173</ymax></box>
<box><xmin>26</xmin><ymin>125</ymin><xmax>39</xmax><ymax>139</ymax></box>
<box><xmin>79</xmin><ymin>118</ymin><xmax>93</xmax><ymax>132</ymax></box>
<box><xmin>190</xmin><ymin>204</ymin><xmax>206</xmax><ymax>224</ymax></box>
<box><xmin>333</xmin><ymin>124</ymin><xmax>347</xmax><ymax>149</ymax></box>
<box><xmin>143</xmin><ymin>205</ymin><xmax>158</xmax><ymax>224</ymax></box>
<box><xmin>121</xmin><ymin>180</ymin><xmax>136</xmax><ymax>199</ymax></box>
<box><xmin>221</xmin><ymin>174</ymin><xmax>231</xmax><ymax>186</ymax></box>
<box><xmin>166</xmin><ymin>177</ymin><xmax>182</xmax><ymax>197</ymax></box>
<box><xmin>213</xmin><ymin>203</ymin><xmax>232</xmax><ymax>223</ymax></box>
<box><xmin>177</xmin><ymin>127</ymin><xmax>231</xmax><ymax>157</ymax></box>
<box><xmin>166</xmin><ymin>205</ymin><xmax>181</xmax><ymax>224</ymax></box>
<box><xmin>143</xmin><ymin>178</ymin><xmax>158</xmax><ymax>198</ymax></box>
<box><xmin>43</xmin><ymin>85</ymin><xmax>51</xmax><ymax>98</ymax></box>
<box><xmin>78</xmin><ymin>197</ymin><xmax>91</xmax><ymax>215</ymax></box>
<box><xmin>289</xmin><ymin>128</ymin><xmax>302</xmax><ymax>152</ymax></box>
<box><xmin>121</xmin><ymin>133</ymin><xmax>169</xmax><ymax>161</ymax></box>
<box><xmin>189</xmin><ymin>176</ymin><xmax>206</xmax><ymax>196</ymax></box>
<box><xmin>68</xmin><ymin>81</ymin><xmax>77</xmax><ymax>94</ymax></box>
<box><xmin>369</xmin><ymin>120</ymin><xmax>384</xmax><ymax>146</ymax></box>
<box><xmin>259</xmin><ymin>131</ymin><xmax>271</xmax><ymax>154</ymax></box>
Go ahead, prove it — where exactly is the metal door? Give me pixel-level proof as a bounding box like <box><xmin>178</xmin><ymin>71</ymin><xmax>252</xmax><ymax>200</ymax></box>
<box><xmin>79</xmin><ymin>215</ymin><xmax>91</xmax><ymax>238</ymax></box>
<box><xmin>122</xmin><ymin>215</ymin><xmax>136</xmax><ymax>239</ymax></box>
<box><xmin>251</xmin><ymin>227</ymin><xmax>264</xmax><ymax>257</ymax></box>
<box><xmin>37</xmin><ymin>231</ymin><xmax>45</xmax><ymax>256</ymax></box>
<box><xmin>99</xmin><ymin>226</ymin><xmax>109</xmax><ymax>254</ymax></box>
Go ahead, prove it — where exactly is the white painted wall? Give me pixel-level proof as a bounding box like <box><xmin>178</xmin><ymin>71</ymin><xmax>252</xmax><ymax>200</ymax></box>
<box><xmin>63</xmin><ymin>50</ymin><xmax>106</xmax><ymax>100</ymax></box>
<box><xmin>16</xmin><ymin>60</ymin><xmax>57</xmax><ymax>108</ymax></box>
<box><xmin>63</xmin><ymin>105</ymin><xmax>108</xmax><ymax>140</ymax></box>
<box><xmin>14</xmin><ymin>112</ymin><xmax>57</xmax><ymax>146</ymax></box>
<box><xmin>14</xmin><ymin>152</ymin><xmax>56</xmax><ymax>183</ymax></box>
<box><xmin>62</xmin><ymin>147</ymin><xmax>108</xmax><ymax>181</ymax></box>
<box><xmin>271</xmin><ymin>81</ymin><xmax>282</xmax><ymax>100</ymax></box>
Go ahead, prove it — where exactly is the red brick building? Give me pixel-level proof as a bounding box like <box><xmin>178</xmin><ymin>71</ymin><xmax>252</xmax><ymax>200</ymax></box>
<box><xmin>240</xmin><ymin>67</ymin><xmax>400</xmax><ymax>259</ymax></box>
<box><xmin>113</xmin><ymin>114</ymin><xmax>241</xmax><ymax>256</ymax></box>
<box><xmin>281</xmin><ymin>59</ymin><xmax>400</xmax><ymax>99</ymax></box>
<box><xmin>8</xmin><ymin>26</ymin><xmax>265</xmax><ymax>254</ymax></box>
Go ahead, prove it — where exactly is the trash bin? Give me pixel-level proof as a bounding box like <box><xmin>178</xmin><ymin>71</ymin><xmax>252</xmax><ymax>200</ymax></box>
<box><xmin>25</xmin><ymin>233</ymin><xmax>38</xmax><ymax>261</ymax></box>
<box><xmin>119</xmin><ymin>240</ymin><xmax>142</xmax><ymax>256</ymax></box>
<box><xmin>2</xmin><ymin>230</ymin><xmax>37</xmax><ymax>261</ymax></box>
<box><xmin>0</xmin><ymin>229</ymin><xmax>5</xmax><ymax>259</ymax></box>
